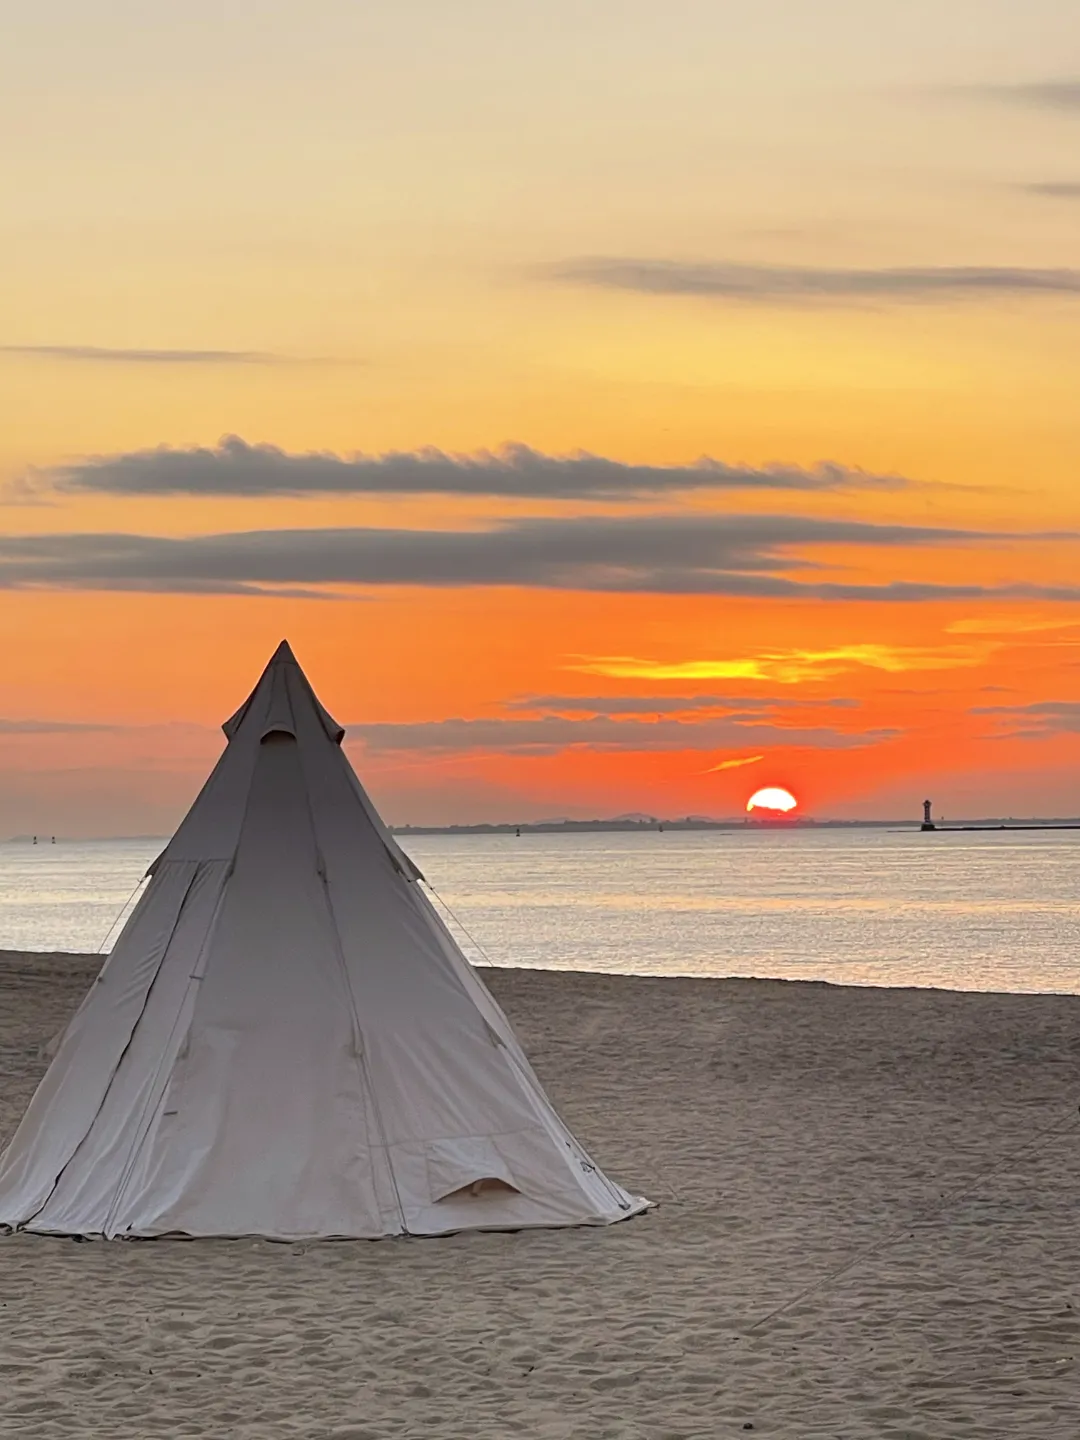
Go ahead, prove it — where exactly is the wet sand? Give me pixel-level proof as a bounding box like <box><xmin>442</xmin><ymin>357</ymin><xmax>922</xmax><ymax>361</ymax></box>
<box><xmin>3</xmin><ymin>950</ymin><xmax>1080</xmax><ymax>1438</ymax></box>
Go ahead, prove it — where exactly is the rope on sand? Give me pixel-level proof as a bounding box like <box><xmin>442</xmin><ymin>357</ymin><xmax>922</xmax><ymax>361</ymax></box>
<box><xmin>744</xmin><ymin>1104</ymin><xmax>1080</xmax><ymax>1336</ymax></box>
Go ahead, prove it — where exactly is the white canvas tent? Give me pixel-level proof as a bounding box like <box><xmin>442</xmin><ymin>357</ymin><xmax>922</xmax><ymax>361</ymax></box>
<box><xmin>0</xmin><ymin>642</ymin><xmax>646</xmax><ymax>1240</ymax></box>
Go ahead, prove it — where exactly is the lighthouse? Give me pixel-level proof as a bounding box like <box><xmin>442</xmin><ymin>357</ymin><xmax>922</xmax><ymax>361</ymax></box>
<box><xmin>921</xmin><ymin>799</ymin><xmax>936</xmax><ymax>832</ymax></box>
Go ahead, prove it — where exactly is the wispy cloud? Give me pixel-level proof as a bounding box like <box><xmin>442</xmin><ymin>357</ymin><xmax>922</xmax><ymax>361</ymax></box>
<box><xmin>972</xmin><ymin>699</ymin><xmax>1080</xmax><ymax>738</ymax></box>
<box><xmin>1017</xmin><ymin>182</ymin><xmax>1080</xmax><ymax>199</ymax></box>
<box><xmin>52</xmin><ymin>435</ymin><xmax>911</xmax><ymax>500</ymax></box>
<box><xmin>0</xmin><ymin>516</ymin><xmax>1075</xmax><ymax>601</ymax></box>
<box><xmin>505</xmin><ymin>694</ymin><xmax>861</xmax><ymax>715</ymax></box>
<box><xmin>976</xmin><ymin>80</ymin><xmax>1080</xmax><ymax>111</ymax></box>
<box><xmin>0</xmin><ymin>346</ymin><xmax>325</xmax><ymax>366</ymax></box>
<box><xmin>0</xmin><ymin>718</ymin><xmax>114</xmax><ymax>734</ymax></box>
<box><xmin>705</xmin><ymin>754</ymin><xmax>765</xmax><ymax>772</ymax></box>
<box><xmin>947</xmin><ymin>616</ymin><xmax>1080</xmax><ymax>636</ymax></box>
<box><xmin>545</xmin><ymin>257</ymin><xmax>1080</xmax><ymax>304</ymax></box>
<box><xmin>572</xmin><ymin>644</ymin><xmax>993</xmax><ymax>685</ymax></box>
<box><xmin>348</xmin><ymin>715</ymin><xmax>891</xmax><ymax>756</ymax></box>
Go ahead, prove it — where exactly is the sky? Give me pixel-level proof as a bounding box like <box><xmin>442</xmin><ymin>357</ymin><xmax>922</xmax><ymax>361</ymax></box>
<box><xmin>3</xmin><ymin>0</ymin><xmax>1080</xmax><ymax>835</ymax></box>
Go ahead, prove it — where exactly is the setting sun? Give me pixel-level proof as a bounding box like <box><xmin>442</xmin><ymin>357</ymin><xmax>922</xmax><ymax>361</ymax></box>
<box><xmin>747</xmin><ymin>787</ymin><xmax>799</xmax><ymax>814</ymax></box>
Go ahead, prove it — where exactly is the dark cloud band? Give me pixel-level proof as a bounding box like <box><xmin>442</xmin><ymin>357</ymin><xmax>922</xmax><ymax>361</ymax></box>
<box><xmin>348</xmin><ymin>714</ymin><xmax>893</xmax><ymax>756</ymax></box>
<box><xmin>54</xmin><ymin>436</ymin><xmax>909</xmax><ymax>500</ymax></box>
<box><xmin>0</xmin><ymin>346</ymin><xmax>297</xmax><ymax>366</ymax></box>
<box><xmin>0</xmin><ymin>513</ymin><xmax>1075</xmax><ymax>600</ymax></box>
<box><xmin>546</xmin><ymin>258</ymin><xmax>1080</xmax><ymax>303</ymax></box>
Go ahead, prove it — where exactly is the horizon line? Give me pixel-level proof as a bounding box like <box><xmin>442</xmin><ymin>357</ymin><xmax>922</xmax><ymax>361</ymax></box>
<box><xmin>8</xmin><ymin>814</ymin><xmax>1080</xmax><ymax>844</ymax></box>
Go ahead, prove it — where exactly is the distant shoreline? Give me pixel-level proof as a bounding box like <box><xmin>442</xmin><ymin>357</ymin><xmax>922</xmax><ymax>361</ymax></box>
<box><xmin>8</xmin><ymin>817</ymin><xmax>1080</xmax><ymax>844</ymax></box>
<box><xmin>389</xmin><ymin>817</ymin><xmax>1080</xmax><ymax>836</ymax></box>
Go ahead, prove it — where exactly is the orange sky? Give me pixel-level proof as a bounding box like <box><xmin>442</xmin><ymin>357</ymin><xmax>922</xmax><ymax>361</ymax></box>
<box><xmin>3</xmin><ymin>2</ymin><xmax>1080</xmax><ymax>834</ymax></box>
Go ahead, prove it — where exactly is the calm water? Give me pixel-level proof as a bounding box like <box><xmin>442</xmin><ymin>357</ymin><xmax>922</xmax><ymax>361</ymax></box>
<box><xmin>1</xmin><ymin>829</ymin><xmax>1079</xmax><ymax>993</ymax></box>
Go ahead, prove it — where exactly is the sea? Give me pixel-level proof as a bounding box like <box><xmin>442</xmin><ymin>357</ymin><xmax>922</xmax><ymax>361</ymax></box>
<box><xmin>3</xmin><ymin>828</ymin><xmax>1079</xmax><ymax>993</ymax></box>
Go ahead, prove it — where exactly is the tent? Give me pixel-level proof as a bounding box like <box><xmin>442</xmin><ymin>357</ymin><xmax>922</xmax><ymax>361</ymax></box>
<box><xmin>0</xmin><ymin>642</ymin><xmax>646</xmax><ymax>1239</ymax></box>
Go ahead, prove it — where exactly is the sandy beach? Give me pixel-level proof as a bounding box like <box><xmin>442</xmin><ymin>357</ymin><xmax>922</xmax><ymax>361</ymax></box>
<box><xmin>3</xmin><ymin>952</ymin><xmax>1080</xmax><ymax>1438</ymax></box>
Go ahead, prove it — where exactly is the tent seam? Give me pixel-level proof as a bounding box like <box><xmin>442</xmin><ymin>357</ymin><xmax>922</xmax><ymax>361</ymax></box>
<box><xmin>19</xmin><ymin>861</ymin><xmax>204</xmax><ymax>1232</ymax></box>
<box><xmin>101</xmin><ymin>861</ymin><xmax>232</xmax><ymax>1236</ymax></box>
<box><xmin>294</xmin><ymin>732</ymin><xmax>410</xmax><ymax>1236</ymax></box>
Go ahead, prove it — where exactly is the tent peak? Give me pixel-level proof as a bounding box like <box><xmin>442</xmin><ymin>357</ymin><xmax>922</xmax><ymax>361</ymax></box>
<box><xmin>222</xmin><ymin>640</ymin><xmax>345</xmax><ymax>745</ymax></box>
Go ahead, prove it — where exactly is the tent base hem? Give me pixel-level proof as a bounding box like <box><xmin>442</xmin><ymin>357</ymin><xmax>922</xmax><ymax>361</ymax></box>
<box><xmin>4</xmin><ymin>1196</ymin><xmax>651</xmax><ymax>1243</ymax></box>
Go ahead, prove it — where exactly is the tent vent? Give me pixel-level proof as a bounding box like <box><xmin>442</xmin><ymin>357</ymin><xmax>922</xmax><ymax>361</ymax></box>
<box><xmin>438</xmin><ymin>1177</ymin><xmax>520</xmax><ymax>1201</ymax></box>
<box><xmin>260</xmin><ymin>728</ymin><xmax>296</xmax><ymax>745</ymax></box>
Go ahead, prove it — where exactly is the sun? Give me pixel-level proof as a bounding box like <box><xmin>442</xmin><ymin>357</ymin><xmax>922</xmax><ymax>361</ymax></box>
<box><xmin>746</xmin><ymin>786</ymin><xmax>798</xmax><ymax>814</ymax></box>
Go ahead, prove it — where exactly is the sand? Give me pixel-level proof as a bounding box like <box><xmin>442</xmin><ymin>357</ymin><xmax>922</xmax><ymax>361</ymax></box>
<box><xmin>3</xmin><ymin>952</ymin><xmax>1080</xmax><ymax>1438</ymax></box>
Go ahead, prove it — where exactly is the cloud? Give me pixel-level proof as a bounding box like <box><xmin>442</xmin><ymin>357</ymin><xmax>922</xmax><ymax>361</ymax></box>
<box><xmin>505</xmin><ymin>694</ymin><xmax>861</xmax><ymax>714</ymax></box>
<box><xmin>0</xmin><ymin>346</ymin><xmax>321</xmax><ymax>366</ymax></box>
<box><xmin>0</xmin><ymin>718</ymin><xmax>114</xmax><ymax>734</ymax></box>
<box><xmin>545</xmin><ymin>257</ymin><xmax>1080</xmax><ymax>304</ymax></box>
<box><xmin>348</xmin><ymin>714</ymin><xmax>892</xmax><ymax>756</ymax></box>
<box><xmin>573</xmin><ymin>644</ymin><xmax>994</xmax><ymax>685</ymax></box>
<box><xmin>978</xmin><ymin>81</ymin><xmax>1080</xmax><ymax>111</ymax></box>
<box><xmin>947</xmin><ymin>616</ymin><xmax>1080</xmax><ymax>635</ymax></box>
<box><xmin>0</xmin><ymin>515</ymin><xmax>1076</xmax><ymax>600</ymax></box>
<box><xmin>972</xmin><ymin>699</ymin><xmax>1080</xmax><ymax>737</ymax></box>
<box><xmin>705</xmin><ymin>754</ymin><xmax>765</xmax><ymax>772</ymax></box>
<box><xmin>1018</xmin><ymin>182</ymin><xmax>1080</xmax><ymax>199</ymax></box>
<box><xmin>53</xmin><ymin>435</ymin><xmax>910</xmax><ymax>500</ymax></box>
<box><xmin>0</xmin><ymin>473</ymin><xmax>57</xmax><ymax>509</ymax></box>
